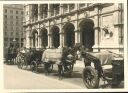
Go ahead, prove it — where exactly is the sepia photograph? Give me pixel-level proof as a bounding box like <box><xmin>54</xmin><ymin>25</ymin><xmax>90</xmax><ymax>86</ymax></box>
<box><xmin>3</xmin><ymin>2</ymin><xmax>125</xmax><ymax>91</ymax></box>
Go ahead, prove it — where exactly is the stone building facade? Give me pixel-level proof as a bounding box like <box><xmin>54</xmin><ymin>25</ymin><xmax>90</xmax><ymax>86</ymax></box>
<box><xmin>23</xmin><ymin>3</ymin><xmax>124</xmax><ymax>54</ymax></box>
<box><xmin>4</xmin><ymin>4</ymin><xmax>25</xmax><ymax>57</ymax></box>
<box><xmin>4</xmin><ymin>4</ymin><xmax>24</xmax><ymax>48</ymax></box>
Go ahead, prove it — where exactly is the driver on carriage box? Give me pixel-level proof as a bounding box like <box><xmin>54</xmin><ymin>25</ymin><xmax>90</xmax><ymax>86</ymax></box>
<box><xmin>63</xmin><ymin>47</ymin><xmax>74</xmax><ymax>72</ymax></box>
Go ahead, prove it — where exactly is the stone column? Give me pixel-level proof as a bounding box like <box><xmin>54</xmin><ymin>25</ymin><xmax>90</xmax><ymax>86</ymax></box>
<box><xmin>48</xmin><ymin>4</ymin><xmax>50</xmax><ymax>18</ymax></box>
<box><xmin>114</xmin><ymin>3</ymin><xmax>123</xmax><ymax>45</ymax></box>
<box><xmin>26</xmin><ymin>26</ymin><xmax>32</xmax><ymax>48</ymax></box>
<box><xmin>74</xmin><ymin>4</ymin><xmax>78</xmax><ymax>10</ymax></box>
<box><xmin>74</xmin><ymin>29</ymin><xmax>81</xmax><ymax>45</ymax></box>
<box><xmin>38</xmin><ymin>4</ymin><xmax>41</xmax><ymax>21</ymax></box>
<box><xmin>68</xmin><ymin>4</ymin><xmax>70</xmax><ymax>13</ymax></box>
<box><xmin>26</xmin><ymin>35</ymin><xmax>30</xmax><ymax>48</ymax></box>
<box><xmin>113</xmin><ymin>4</ymin><xmax>123</xmax><ymax>53</ymax></box>
<box><xmin>94</xmin><ymin>27</ymin><xmax>100</xmax><ymax>47</ymax></box>
<box><xmin>35</xmin><ymin>33</ymin><xmax>38</xmax><ymax>48</ymax></box>
<box><xmin>74</xmin><ymin>20</ymin><xmax>80</xmax><ymax>45</ymax></box>
<box><xmin>36</xmin><ymin>25</ymin><xmax>40</xmax><ymax>49</ymax></box>
<box><xmin>29</xmin><ymin>36</ymin><xmax>32</xmax><ymax>48</ymax></box>
<box><xmin>59</xmin><ymin>32</ymin><xmax>64</xmax><ymax>48</ymax></box>
<box><xmin>47</xmin><ymin>26</ymin><xmax>52</xmax><ymax>48</ymax></box>
<box><xmin>93</xmin><ymin>25</ymin><xmax>100</xmax><ymax>52</ymax></box>
<box><xmin>38</xmin><ymin>35</ymin><xmax>42</xmax><ymax>48</ymax></box>
<box><xmin>93</xmin><ymin>7</ymin><xmax>100</xmax><ymax>52</ymax></box>
<box><xmin>60</xmin><ymin>4</ymin><xmax>62</xmax><ymax>15</ymax></box>
<box><xmin>47</xmin><ymin>34</ymin><xmax>52</xmax><ymax>48</ymax></box>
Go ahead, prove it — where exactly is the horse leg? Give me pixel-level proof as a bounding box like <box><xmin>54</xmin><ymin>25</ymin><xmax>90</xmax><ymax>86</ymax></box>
<box><xmin>44</xmin><ymin>62</ymin><xmax>49</xmax><ymax>75</ymax></box>
<box><xmin>58</xmin><ymin>64</ymin><xmax>63</xmax><ymax>80</ymax></box>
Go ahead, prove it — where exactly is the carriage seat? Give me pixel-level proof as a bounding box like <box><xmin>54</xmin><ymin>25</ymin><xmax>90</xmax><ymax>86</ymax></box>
<box><xmin>87</xmin><ymin>50</ymin><xmax>123</xmax><ymax>70</ymax></box>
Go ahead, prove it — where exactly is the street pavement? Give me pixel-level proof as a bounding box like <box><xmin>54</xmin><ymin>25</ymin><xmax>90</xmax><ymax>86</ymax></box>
<box><xmin>4</xmin><ymin>60</ymin><xmax>124</xmax><ymax>89</ymax></box>
<box><xmin>4</xmin><ymin>63</ymin><xmax>85</xmax><ymax>89</ymax></box>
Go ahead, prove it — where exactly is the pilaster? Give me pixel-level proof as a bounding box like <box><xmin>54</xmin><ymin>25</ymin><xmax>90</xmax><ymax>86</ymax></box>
<box><xmin>38</xmin><ymin>4</ymin><xmax>41</xmax><ymax>21</ymax></box>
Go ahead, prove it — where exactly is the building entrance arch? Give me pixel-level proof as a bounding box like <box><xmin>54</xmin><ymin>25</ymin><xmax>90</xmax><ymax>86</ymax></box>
<box><xmin>63</xmin><ymin>23</ymin><xmax>75</xmax><ymax>47</ymax></box>
<box><xmin>51</xmin><ymin>26</ymin><xmax>60</xmax><ymax>48</ymax></box>
<box><xmin>40</xmin><ymin>28</ymin><xmax>48</xmax><ymax>48</ymax></box>
<box><xmin>79</xmin><ymin>19</ymin><xmax>94</xmax><ymax>51</ymax></box>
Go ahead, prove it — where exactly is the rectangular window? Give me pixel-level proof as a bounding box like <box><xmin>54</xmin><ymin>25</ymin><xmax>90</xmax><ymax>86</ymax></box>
<box><xmin>21</xmin><ymin>11</ymin><xmax>23</xmax><ymax>15</ymax></box>
<box><xmin>79</xmin><ymin>4</ymin><xmax>85</xmax><ymax>8</ymax></box>
<box><xmin>16</xmin><ymin>22</ymin><xmax>19</xmax><ymax>25</ymax></box>
<box><xmin>11</xmin><ymin>27</ymin><xmax>13</xmax><ymax>30</ymax></box>
<box><xmin>16</xmin><ymin>27</ymin><xmax>19</xmax><ymax>30</ymax></box>
<box><xmin>4</xmin><ymin>38</ymin><xmax>8</xmax><ymax>42</ymax></box>
<box><xmin>4</xmin><ymin>21</ymin><xmax>7</xmax><ymax>24</ymax></box>
<box><xmin>5</xmin><ymin>26</ymin><xmax>7</xmax><ymax>29</ymax></box>
<box><xmin>16</xmin><ymin>32</ymin><xmax>19</xmax><ymax>36</ymax></box>
<box><xmin>4</xmin><ymin>15</ymin><xmax>7</xmax><ymax>18</ymax></box>
<box><xmin>10</xmin><ymin>10</ymin><xmax>13</xmax><ymax>14</ymax></box>
<box><xmin>11</xmin><ymin>32</ymin><xmax>13</xmax><ymax>35</ymax></box>
<box><xmin>10</xmin><ymin>21</ymin><xmax>13</xmax><ymax>25</ymax></box>
<box><xmin>16</xmin><ymin>16</ymin><xmax>18</xmax><ymax>19</ymax></box>
<box><xmin>69</xmin><ymin>4</ymin><xmax>75</xmax><ymax>11</ymax></box>
<box><xmin>16</xmin><ymin>11</ymin><xmax>18</xmax><ymax>14</ymax></box>
<box><xmin>5</xmin><ymin>9</ymin><xmax>7</xmax><ymax>13</ymax></box>
<box><xmin>63</xmin><ymin>4</ymin><xmax>68</xmax><ymax>13</ymax></box>
<box><xmin>10</xmin><ymin>16</ymin><xmax>13</xmax><ymax>19</ymax></box>
<box><xmin>5</xmin><ymin>32</ymin><xmax>7</xmax><ymax>36</ymax></box>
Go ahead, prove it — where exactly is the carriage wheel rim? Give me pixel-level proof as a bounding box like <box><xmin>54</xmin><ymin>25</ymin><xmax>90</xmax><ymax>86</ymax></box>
<box><xmin>84</xmin><ymin>69</ymin><xmax>96</xmax><ymax>87</ymax></box>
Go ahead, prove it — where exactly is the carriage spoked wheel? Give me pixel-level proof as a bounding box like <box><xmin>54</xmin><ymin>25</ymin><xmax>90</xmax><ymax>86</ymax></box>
<box><xmin>18</xmin><ymin>58</ymin><xmax>27</xmax><ymax>69</ymax></box>
<box><xmin>17</xmin><ymin>62</ymin><xmax>23</xmax><ymax>69</ymax></box>
<box><xmin>30</xmin><ymin>61</ymin><xmax>38</xmax><ymax>73</ymax></box>
<box><xmin>82</xmin><ymin>66</ymin><xmax>99</xmax><ymax>89</ymax></box>
<box><xmin>17</xmin><ymin>58</ymin><xmax>23</xmax><ymax>69</ymax></box>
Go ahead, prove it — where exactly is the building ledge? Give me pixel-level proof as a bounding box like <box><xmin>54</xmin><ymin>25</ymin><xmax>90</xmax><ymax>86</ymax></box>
<box><xmin>93</xmin><ymin>44</ymin><xmax>124</xmax><ymax>49</ymax></box>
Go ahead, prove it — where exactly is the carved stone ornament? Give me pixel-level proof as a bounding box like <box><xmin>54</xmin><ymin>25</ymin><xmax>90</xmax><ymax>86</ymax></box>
<box><xmin>102</xmin><ymin>26</ymin><xmax>113</xmax><ymax>39</ymax></box>
<box><xmin>67</xmin><ymin>16</ymin><xmax>71</xmax><ymax>21</ymax></box>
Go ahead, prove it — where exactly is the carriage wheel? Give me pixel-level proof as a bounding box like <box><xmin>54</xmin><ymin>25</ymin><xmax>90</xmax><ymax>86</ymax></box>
<box><xmin>30</xmin><ymin>61</ymin><xmax>38</xmax><ymax>72</ymax></box>
<box><xmin>63</xmin><ymin>63</ymin><xmax>74</xmax><ymax>77</ymax></box>
<box><xmin>17</xmin><ymin>58</ymin><xmax>22</xmax><ymax>69</ymax></box>
<box><xmin>82</xmin><ymin>66</ymin><xmax>99</xmax><ymax>89</ymax></box>
<box><xmin>18</xmin><ymin>58</ymin><xmax>26</xmax><ymax>69</ymax></box>
<box><xmin>17</xmin><ymin>61</ymin><xmax>23</xmax><ymax>69</ymax></box>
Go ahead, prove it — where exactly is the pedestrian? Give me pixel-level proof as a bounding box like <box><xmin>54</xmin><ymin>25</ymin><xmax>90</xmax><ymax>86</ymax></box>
<box><xmin>76</xmin><ymin>49</ymin><xmax>81</xmax><ymax>60</ymax></box>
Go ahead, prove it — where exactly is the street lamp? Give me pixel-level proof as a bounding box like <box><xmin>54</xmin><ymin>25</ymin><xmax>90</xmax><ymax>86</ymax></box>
<box><xmin>13</xmin><ymin>38</ymin><xmax>16</xmax><ymax>48</ymax></box>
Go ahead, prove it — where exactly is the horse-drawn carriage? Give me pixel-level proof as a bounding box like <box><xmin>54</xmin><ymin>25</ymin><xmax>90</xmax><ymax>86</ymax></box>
<box><xmin>41</xmin><ymin>48</ymin><xmax>76</xmax><ymax>77</ymax></box>
<box><xmin>5</xmin><ymin>47</ymin><xmax>18</xmax><ymax>65</ymax></box>
<box><xmin>81</xmin><ymin>51</ymin><xmax>124</xmax><ymax>88</ymax></box>
<box><xmin>16</xmin><ymin>48</ymin><xmax>44</xmax><ymax>70</ymax></box>
<box><xmin>14</xmin><ymin>46</ymin><xmax>124</xmax><ymax>88</ymax></box>
<box><xmin>29</xmin><ymin>47</ymin><xmax>76</xmax><ymax>78</ymax></box>
<box><xmin>16</xmin><ymin>47</ymin><xmax>76</xmax><ymax>78</ymax></box>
